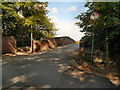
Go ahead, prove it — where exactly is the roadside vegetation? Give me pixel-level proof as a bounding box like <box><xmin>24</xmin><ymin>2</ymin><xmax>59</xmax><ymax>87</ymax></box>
<box><xmin>74</xmin><ymin>2</ymin><xmax>120</xmax><ymax>85</ymax></box>
<box><xmin>2</xmin><ymin>2</ymin><xmax>57</xmax><ymax>46</ymax></box>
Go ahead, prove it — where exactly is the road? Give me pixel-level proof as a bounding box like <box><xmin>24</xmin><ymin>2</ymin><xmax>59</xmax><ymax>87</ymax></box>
<box><xmin>2</xmin><ymin>44</ymin><xmax>117</xmax><ymax>89</ymax></box>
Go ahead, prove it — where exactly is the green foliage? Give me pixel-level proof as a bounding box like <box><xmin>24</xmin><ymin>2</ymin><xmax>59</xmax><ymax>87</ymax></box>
<box><xmin>80</xmin><ymin>36</ymin><xmax>92</xmax><ymax>48</ymax></box>
<box><xmin>2</xmin><ymin>2</ymin><xmax>57</xmax><ymax>41</ymax></box>
<box><xmin>76</xmin><ymin>2</ymin><xmax>120</xmax><ymax>62</ymax></box>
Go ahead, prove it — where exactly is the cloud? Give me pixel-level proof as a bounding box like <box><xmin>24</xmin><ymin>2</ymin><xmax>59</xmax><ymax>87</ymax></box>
<box><xmin>49</xmin><ymin>16</ymin><xmax>84</xmax><ymax>41</ymax></box>
<box><xmin>68</xmin><ymin>6</ymin><xmax>77</xmax><ymax>11</ymax></box>
<box><xmin>56</xmin><ymin>21</ymin><xmax>84</xmax><ymax>41</ymax></box>
<box><xmin>49</xmin><ymin>16</ymin><xmax>64</xmax><ymax>25</ymax></box>
<box><xmin>49</xmin><ymin>16</ymin><xmax>59</xmax><ymax>24</ymax></box>
<box><xmin>51</xmin><ymin>8</ymin><xmax>58</xmax><ymax>13</ymax></box>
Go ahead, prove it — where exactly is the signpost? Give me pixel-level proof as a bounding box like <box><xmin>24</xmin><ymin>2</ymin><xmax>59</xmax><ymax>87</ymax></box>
<box><xmin>89</xmin><ymin>12</ymin><xmax>100</xmax><ymax>62</ymax></box>
<box><xmin>89</xmin><ymin>12</ymin><xmax>100</xmax><ymax>22</ymax></box>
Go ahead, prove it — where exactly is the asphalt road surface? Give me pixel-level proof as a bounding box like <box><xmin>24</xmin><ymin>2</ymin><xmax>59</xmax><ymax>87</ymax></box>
<box><xmin>2</xmin><ymin>44</ymin><xmax>117</xmax><ymax>89</ymax></box>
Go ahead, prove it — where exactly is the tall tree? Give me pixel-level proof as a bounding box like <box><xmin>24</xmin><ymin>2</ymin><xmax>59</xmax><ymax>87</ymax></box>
<box><xmin>75</xmin><ymin>2</ymin><xmax>120</xmax><ymax>63</ymax></box>
<box><xmin>2</xmin><ymin>2</ymin><xmax>57</xmax><ymax>41</ymax></box>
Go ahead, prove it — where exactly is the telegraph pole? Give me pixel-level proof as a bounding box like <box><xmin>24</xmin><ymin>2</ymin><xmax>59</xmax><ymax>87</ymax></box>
<box><xmin>31</xmin><ymin>25</ymin><xmax>33</xmax><ymax>53</ymax></box>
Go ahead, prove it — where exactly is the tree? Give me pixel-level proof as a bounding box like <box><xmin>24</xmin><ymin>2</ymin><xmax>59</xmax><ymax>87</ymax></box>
<box><xmin>75</xmin><ymin>2</ymin><xmax>120</xmax><ymax>63</ymax></box>
<box><xmin>2</xmin><ymin>2</ymin><xmax>57</xmax><ymax>42</ymax></box>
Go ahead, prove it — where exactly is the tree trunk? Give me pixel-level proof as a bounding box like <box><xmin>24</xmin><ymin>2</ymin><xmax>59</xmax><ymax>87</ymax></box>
<box><xmin>106</xmin><ymin>27</ymin><xmax>109</xmax><ymax>63</ymax></box>
<box><xmin>91</xmin><ymin>32</ymin><xmax>94</xmax><ymax>63</ymax></box>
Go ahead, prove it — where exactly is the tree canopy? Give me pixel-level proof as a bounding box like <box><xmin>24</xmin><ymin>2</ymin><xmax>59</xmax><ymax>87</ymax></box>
<box><xmin>75</xmin><ymin>2</ymin><xmax>120</xmax><ymax>63</ymax></box>
<box><xmin>2</xmin><ymin>2</ymin><xmax>57</xmax><ymax>41</ymax></box>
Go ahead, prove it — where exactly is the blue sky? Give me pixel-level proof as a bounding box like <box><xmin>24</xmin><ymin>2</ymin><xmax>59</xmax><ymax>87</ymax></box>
<box><xmin>39</xmin><ymin>1</ymin><xmax>88</xmax><ymax>41</ymax></box>
<box><xmin>47</xmin><ymin>2</ymin><xmax>86</xmax><ymax>21</ymax></box>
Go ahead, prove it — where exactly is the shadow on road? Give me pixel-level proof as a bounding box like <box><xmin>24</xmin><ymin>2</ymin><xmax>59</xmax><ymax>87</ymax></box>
<box><xmin>2</xmin><ymin>44</ymin><xmax>117</xmax><ymax>89</ymax></box>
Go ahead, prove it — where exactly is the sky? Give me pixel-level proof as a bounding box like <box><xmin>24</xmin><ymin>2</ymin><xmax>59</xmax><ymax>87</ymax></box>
<box><xmin>40</xmin><ymin>1</ymin><xmax>88</xmax><ymax>41</ymax></box>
